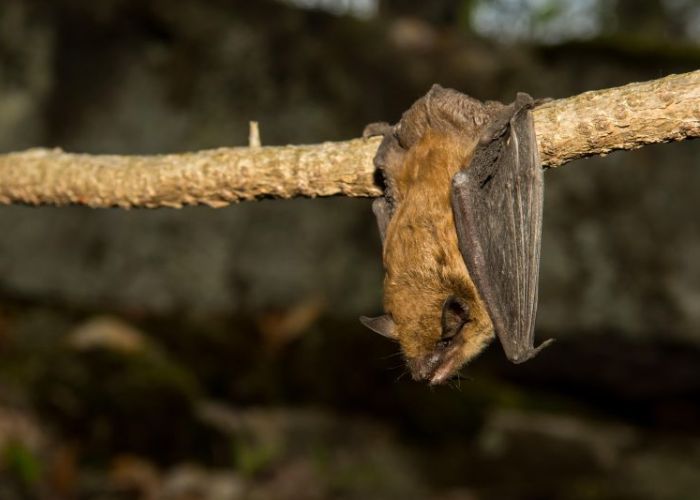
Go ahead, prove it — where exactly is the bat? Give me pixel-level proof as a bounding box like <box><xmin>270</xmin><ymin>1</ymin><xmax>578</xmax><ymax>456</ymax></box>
<box><xmin>361</xmin><ymin>85</ymin><xmax>553</xmax><ymax>384</ymax></box>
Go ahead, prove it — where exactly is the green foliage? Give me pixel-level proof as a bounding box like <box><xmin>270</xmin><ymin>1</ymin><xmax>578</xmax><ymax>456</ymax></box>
<box><xmin>232</xmin><ymin>436</ymin><xmax>282</xmax><ymax>477</ymax></box>
<box><xmin>1</xmin><ymin>441</ymin><xmax>42</xmax><ymax>487</ymax></box>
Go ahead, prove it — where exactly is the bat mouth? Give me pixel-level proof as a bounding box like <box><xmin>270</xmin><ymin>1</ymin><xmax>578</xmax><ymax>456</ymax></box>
<box><xmin>408</xmin><ymin>339</ymin><xmax>465</xmax><ymax>385</ymax></box>
<box><xmin>429</xmin><ymin>351</ymin><xmax>464</xmax><ymax>385</ymax></box>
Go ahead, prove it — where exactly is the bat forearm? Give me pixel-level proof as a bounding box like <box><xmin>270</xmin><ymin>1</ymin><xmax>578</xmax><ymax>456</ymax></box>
<box><xmin>0</xmin><ymin>71</ymin><xmax>698</xmax><ymax>207</ymax></box>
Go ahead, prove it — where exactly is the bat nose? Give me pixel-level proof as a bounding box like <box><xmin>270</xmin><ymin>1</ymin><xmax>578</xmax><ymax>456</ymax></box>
<box><xmin>407</xmin><ymin>353</ymin><xmax>442</xmax><ymax>382</ymax></box>
<box><xmin>407</xmin><ymin>360</ymin><xmax>430</xmax><ymax>381</ymax></box>
<box><xmin>407</xmin><ymin>347</ymin><xmax>464</xmax><ymax>385</ymax></box>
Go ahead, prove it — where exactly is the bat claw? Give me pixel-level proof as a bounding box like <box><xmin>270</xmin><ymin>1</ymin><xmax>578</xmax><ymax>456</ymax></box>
<box><xmin>514</xmin><ymin>92</ymin><xmax>534</xmax><ymax>108</ymax></box>
<box><xmin>533</xmin><ymin>97</ymin><xmax>553</xmax><ymax>107</ymax></box>
<box><xmin>479</xmin><ymin>92</ymin><xmax>535</xmax><ymax>145</ymax></box>
<box><xmin>363</xmin><ymin>122</ymin><xmax>393</xmax><ymax>139</ymax></box>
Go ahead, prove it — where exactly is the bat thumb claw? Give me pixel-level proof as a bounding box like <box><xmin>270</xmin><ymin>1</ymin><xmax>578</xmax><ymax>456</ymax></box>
<box><xmin>363</xmin><ymin>122</ymin><xmax>392</xmax><ymax>139</ymax></box>
<box><xmin>514</xmin><ymin>92</ymin><xmax>534</xmax><ymax>108</ymax></box>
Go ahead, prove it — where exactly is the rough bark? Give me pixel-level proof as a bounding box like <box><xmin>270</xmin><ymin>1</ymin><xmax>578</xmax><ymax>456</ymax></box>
<box><xmin>534</xmin><ymin>70</ymin><xmax>699</xmax><ymax>167</ymax></box>
<box><xmin>0</xmin><ymin>71</ymin><xmax>697</xmax><ymax>208</ymax></box>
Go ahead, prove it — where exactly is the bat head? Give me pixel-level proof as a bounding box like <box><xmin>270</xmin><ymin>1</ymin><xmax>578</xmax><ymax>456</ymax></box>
<box><xmin>361</xmin><ymin>274</ymin><xmax>495</xmax><ymax>385</ymax></box>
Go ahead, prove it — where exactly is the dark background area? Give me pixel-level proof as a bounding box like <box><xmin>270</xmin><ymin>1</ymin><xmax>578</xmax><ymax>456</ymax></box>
<box><xmin>1</xmin><ymin>0</ymin><xmax>700</xmax><ymax>499</ymax></box>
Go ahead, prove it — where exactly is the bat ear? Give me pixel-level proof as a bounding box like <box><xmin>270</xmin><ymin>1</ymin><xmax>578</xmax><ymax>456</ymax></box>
<box><xmin>359</xmin><ymin>315</ymin><xmax>398</xmax><ymax>340</ymax></box>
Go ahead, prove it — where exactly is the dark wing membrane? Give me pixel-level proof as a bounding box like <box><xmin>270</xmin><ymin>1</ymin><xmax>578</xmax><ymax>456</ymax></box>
<box><xmin>372</xmin><ymin>197</ymin><xmax>391</xmax><ymax>244</ymax></box>
<box><xmin>364</xmin><ymin>125</ymin><xmax>404</xmax><ymax>247</ymax></box>
<box><xmin>451</xmin><ymin>106</ymin><xmax>553</xmax><ymax>363</ymax></box>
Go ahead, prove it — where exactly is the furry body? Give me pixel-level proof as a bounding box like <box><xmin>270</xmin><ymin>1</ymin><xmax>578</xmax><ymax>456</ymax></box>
<box><xmin>382</xmin><ymin>130</ymin><xmax>494</xmax><ymax>379</ymax></box>
<box><xmin>362</xmin><ymin>85</ymin><xmax>550</xmax><ymax>384</ymax></box>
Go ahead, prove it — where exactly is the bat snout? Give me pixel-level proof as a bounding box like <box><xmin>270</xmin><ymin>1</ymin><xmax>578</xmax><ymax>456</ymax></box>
<box><xmin>407</xmin><ymin>341</ymin><xmax>465</xmax><ymax>385</ymax></box>
<box><xmin>407</xmin><ymin>352</ymin><xmax>442</xmax><ymax>382</ymax></box>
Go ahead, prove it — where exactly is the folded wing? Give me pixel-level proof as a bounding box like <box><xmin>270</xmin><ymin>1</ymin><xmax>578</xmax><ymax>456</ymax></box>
<box><xmin>451</xmin><ymin>94</ymin><xmax>553</xmax><ymax>363</ymax></box>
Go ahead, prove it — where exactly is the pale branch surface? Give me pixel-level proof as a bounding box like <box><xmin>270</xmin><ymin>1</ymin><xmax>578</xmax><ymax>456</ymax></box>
<box><xmin>0</xmin><ymin>71</ymin><xmax>698</xmax><ymax>208</ymax></box>
<box><xmin>534</xmin><ymin>71</ymin><xmax>700</xmax><ymax>167</ymax></box>
<box><xmin>0</xmin><ymin>140</ymin><xmax>380</xmax><ymax>208</ymax></box>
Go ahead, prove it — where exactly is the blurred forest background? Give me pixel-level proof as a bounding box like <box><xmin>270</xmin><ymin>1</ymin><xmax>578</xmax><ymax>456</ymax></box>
<box><xmin>1</xmin><ymin>0</ymin><xmax>700</xmax><ymax>499</ymax></box>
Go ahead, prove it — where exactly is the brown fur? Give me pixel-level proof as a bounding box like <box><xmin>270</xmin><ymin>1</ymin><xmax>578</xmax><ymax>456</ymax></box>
<box><xmin>363</xmin><ymin>85</ymin><xmax>511</xmax><ymax>382</ymax></box>
<box><xmin>382</xmin><ymin>129</ymin><xmax>494</xmax><ymax>365</ymax></box>
<box><xmin>365</xmin><ymin>86</ymin><xmax>552</xmax><ymax>380</ymax></box>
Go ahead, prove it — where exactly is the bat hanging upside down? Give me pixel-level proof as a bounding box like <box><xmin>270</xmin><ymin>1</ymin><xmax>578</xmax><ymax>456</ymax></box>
<box><xmin>361</xmin><ymin>85</ymin><xmax>553</xmax><ymax>385</ymax></box>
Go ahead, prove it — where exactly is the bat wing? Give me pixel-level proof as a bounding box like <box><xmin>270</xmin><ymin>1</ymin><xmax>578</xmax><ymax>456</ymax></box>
<box><xmin>371</xmin><ymin>198</ymin><xmax>391</xmax><ymax>244</ymax></box>
<box><xmin>451</xmin><ymin>94</ymin><xmax>553</xmax><ymax>363</ymax></box>
<box><xmin>363</xmin><ymin>122</ymin><xmax>404</xmax><ymax>246</ymax></box>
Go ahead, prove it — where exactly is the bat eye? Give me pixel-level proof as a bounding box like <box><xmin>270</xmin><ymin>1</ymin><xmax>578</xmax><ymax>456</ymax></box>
<box><xmin>440</xmin><ymin>296</ymin><xmax>470</xmax><ymax>345</ymax></box>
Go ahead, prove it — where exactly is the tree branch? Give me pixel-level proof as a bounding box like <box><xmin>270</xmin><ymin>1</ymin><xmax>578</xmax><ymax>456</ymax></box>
<box><xmin>0</xmin><ymin>71</ymin><xmax>697</xmax><ymax>208</ymax></box>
